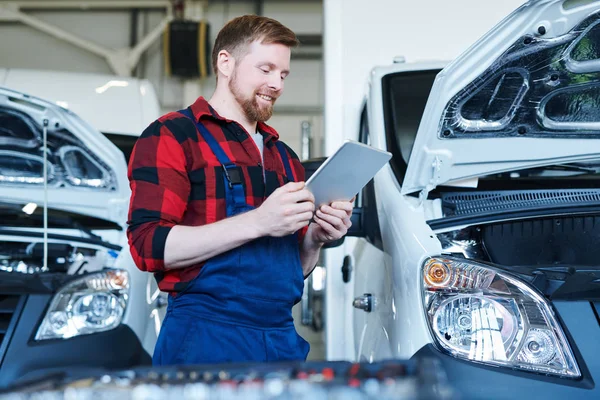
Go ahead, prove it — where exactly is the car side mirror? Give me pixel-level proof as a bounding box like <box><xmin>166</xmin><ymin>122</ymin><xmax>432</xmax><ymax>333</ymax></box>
<box><xmin>302</xmin><ymin>158</ymin><xmax>366</xmax><ymax>249</ymax></box>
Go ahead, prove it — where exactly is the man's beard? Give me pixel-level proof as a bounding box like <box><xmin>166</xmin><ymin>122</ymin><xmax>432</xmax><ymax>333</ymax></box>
<box><xmin>229</xmin><ymin>69</ymin><xmax>275</xmax><ymax>122</ymax></box>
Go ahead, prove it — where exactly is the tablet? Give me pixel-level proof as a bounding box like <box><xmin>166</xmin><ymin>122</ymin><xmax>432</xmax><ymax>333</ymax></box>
<box><xmin>305</xmin><ymin>140</ymin><xmax>392</xmax><ymax>207</ymax></box>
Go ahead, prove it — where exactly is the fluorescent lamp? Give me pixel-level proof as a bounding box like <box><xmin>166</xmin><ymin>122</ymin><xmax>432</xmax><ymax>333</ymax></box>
<box><xmin>95</xmin><ymin>80</ymin><xmax>129</xmax><ymax>94</ymax></box>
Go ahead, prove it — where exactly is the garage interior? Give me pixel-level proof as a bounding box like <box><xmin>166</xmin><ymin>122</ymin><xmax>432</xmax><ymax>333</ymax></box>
<box><xmin>1</xmin><ymin>0</ymin><xmax>600</xmax><ymax>398</ymax></box>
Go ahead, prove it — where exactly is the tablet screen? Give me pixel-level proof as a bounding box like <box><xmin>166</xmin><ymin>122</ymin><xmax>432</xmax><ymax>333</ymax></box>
<box><xmin>305</xmin><ymin>140</ymin><xmax>392</xmax><ymax>206</ymax></box>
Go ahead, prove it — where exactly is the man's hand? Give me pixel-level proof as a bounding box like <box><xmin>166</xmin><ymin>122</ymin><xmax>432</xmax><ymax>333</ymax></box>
<box><xmin>253</xmin><ymin>181</ymin><xmax>315</xmax><ymax>237</ymax></box>
<box><xmin>306</xmin><ymin>199</ymin><xmax>353</xmax><ymax>245</ymax></box>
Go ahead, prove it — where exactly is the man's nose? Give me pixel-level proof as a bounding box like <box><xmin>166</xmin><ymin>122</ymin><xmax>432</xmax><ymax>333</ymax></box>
<box><xmin>267</xmin><ymin>74</ymin><xmax>283</xmax><ymax>91</ymax></box>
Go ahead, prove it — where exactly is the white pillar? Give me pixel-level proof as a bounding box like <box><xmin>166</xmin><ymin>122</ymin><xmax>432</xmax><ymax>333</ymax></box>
<box><xmin>323</xmin><ymin>0</ymin><xmax>355</xmax><ymax>362</ymax></box>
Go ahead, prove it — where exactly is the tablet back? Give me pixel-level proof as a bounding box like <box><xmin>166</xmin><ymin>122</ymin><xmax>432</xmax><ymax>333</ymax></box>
<box><xmin>305</xmin><ymin>140</ymin><xmax>392</xmax><ymax>207</ymax></box>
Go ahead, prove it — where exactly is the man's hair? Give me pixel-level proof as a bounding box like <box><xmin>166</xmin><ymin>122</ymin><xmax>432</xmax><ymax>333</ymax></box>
<box><xmin>212</xmin><ymin>15</ymin><xmax>299</xmax><ymax>75</ymax></box>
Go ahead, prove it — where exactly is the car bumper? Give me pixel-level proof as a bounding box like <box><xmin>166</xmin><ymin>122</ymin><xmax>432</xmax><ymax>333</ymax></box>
<box><xmin>412</xmin><ymin>301</ymin><xmax>599</xmax><ymax>399</ymax></box>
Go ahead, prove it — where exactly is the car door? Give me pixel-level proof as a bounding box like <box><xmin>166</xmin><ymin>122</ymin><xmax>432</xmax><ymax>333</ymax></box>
<box><xmin>350</xmin><ymin>63</ymin><xmax>446</xmax><ymax>362</ymax></box>
<box><xmin>350</xmin><ymin>106</ymin><xmax>394</xmax><ymax>362</ymax></box>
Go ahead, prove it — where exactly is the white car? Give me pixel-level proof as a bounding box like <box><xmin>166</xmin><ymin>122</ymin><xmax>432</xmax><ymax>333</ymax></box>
<box><xmin>324</xmin><ymin>0</ymin><xmax>600</xmax><ymax>397</ymax></box>
<box><xmin>0</xmin><ymin>82</ymin><xmax>164</xmax><ymax>388</ymax></box>
<box><xmin>0</xmin><ymin>68</ymin><xmax>161</xmax><ymax>163</ymax></box>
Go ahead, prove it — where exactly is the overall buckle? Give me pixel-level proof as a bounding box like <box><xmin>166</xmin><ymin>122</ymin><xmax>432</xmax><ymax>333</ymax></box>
<box><xmin>222</xmin><ymin>164</ymin><xmax>242</xmax><ymax>189</ymax></box>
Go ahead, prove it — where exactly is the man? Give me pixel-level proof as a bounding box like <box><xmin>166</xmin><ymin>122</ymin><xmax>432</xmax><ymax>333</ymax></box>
<box><xmin>127</xmin><ymin>15</ymin><xmax>353</xmax><ymax>365</ymax></box>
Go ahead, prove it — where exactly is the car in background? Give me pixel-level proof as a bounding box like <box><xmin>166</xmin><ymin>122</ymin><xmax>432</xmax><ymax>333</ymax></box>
<box><xmin>317</xmin><ymin>0</ymin><xmax>600</xmax><ymax>398</ymax></box>
<box><xmin>0</xmin><ymin>71</ymin><xmax>164</xmax><ymax>388</ymax></box>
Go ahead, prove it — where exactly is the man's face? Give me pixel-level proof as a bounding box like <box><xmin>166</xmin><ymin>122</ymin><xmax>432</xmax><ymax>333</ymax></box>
<box><xmin>228</xmin><ymin>41</ymin><xmax>291</xmax><ymax>123</ymax></box>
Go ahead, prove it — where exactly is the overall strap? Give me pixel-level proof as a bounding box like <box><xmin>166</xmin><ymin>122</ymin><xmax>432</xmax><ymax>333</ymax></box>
<box><xmin>179</xmin><ymin>108</ymin><xmax>246</xmax><ymax>210</ymax></box>
<box><xmin>275</xmin><ymin>141</ymin><xmax>295</xmax><ymax>183</ymax></box>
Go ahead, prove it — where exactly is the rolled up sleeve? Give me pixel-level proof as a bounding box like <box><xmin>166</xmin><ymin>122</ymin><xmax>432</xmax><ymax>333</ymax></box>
<box><xmin>126</xmin><ymin>120</ymin><xmax>190</xmax><ymax>272</ymax></box>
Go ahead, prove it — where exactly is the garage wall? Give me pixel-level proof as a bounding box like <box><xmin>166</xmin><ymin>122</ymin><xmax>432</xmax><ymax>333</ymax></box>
<box><xmin>0</xmin><ymin>1</ymin><xmax>324</xmax><ymax>158</ymax></box>
<box><xmin>0</xmin><ymin>10</ymin><xmax>129</xmax><ymax>74</ymax></box>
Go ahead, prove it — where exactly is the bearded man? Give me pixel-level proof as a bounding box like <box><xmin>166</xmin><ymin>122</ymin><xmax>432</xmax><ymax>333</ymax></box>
<box><xmin>126</xmin><ymin>15</ymin><xmax>353</xmax><ymax>365</ymax></box>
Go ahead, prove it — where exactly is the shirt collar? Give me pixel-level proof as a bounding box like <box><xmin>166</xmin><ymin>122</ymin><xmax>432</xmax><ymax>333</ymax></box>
<box><xmin>189</xmin><ymin>96</ymin><xmax>280</xmax><ymax>141</ymax></box>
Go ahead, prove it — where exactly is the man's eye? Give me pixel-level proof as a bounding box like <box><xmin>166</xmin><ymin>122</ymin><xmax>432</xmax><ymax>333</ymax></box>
<box><xmin>260</xmin><ymin>68</ymin><xmax>270</xmax><ymax>74</ymax></box>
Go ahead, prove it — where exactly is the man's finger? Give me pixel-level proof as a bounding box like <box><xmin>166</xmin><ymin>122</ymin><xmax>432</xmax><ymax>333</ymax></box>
<box><xmin>314</xmin><ymin>216</ymin><xmax>338</xmax><ymax>237</ymax></box>
<box><xmin>282</xmin><ymin>181</ymin><xmax>305</xmax><ymax>192</ymax></box>
<box><xmin>331</xmin><ymin>201</ymin><xmax>353</xmax><ymax>213</ymax></box>
<box><xmin>319</xmin><ymin>205</ymin><xmax>348</xmax><ymax>220</ymax></box>
<box><xmin>343</xmin><ymin>217</ymin><xmax>352</xmax><ymax>229</ymax></box>
<box><xmin>287</xmin><ymin>189</ymin><xmax>315</xmax><ymax>204</ymax></box>
<box><xmin>295</xmin><ymin>211</ymin><xmax>314</xmax><ymax>224</ymax></box>
<box><xmin>290</xmin><ymin>202</ymin><xmax>315</xmax><ymax>214</ymax></box>
<box><xmin>316</xmin><ymin>209</ymin><xmax>345</xmax><ymax>230</ymax></box>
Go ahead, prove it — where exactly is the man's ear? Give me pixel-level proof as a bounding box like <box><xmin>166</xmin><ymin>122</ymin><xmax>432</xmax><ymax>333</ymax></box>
<box><xmin>216</xmin><ymin>50</ymin><xmax>234</xmax><ymax>78</ymax></box>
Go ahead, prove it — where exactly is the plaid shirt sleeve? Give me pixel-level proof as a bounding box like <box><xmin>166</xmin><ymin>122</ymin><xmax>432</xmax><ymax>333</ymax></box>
<box><xmin>126</xmin><ymin>119</ymin><xmax>191</xmax><ymax>272</ymax></box>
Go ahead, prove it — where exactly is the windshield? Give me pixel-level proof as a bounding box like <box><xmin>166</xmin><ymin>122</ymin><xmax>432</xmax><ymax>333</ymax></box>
<box><xmin>382</xmin><ymin>69</ymin><xmax>440</xmax><ymax>185</ymax></box>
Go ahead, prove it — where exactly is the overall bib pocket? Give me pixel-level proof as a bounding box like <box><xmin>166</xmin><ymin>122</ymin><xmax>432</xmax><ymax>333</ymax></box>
<box><xmin>236</xmin><ymin>234</ymin><xmax>302</xmax><ymax>302</ymax></box>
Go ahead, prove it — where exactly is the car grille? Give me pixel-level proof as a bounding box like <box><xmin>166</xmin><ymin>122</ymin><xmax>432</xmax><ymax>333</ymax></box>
<box><xmin>441</xmin><ymin>189</ymin><xmax>600</xmax><ymax>217</ymax></box>
<box><xmin>0</xmin><ymin>294</ymin><xmax>21</xmax><ymax>364</ymax></box>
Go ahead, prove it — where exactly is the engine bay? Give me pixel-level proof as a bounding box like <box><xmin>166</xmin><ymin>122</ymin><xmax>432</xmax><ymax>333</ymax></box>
<box><xmin>0</xmin><ymin>237</ymin><xmax>118</xmax><ymax>275</ymax></box>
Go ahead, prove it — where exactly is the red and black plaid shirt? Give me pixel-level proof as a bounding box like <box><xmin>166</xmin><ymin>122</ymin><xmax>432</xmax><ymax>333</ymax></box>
<box><xmin>126</xmin><ymin>97</ymin><xmax>306</xmax><ymax>293</ymax></box>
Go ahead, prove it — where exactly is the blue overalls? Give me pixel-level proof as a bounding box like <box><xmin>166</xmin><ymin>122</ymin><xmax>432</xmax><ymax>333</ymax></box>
<box><xmin>152</xmin><ymin>108</ymin><xmax>310</xmax><ymax>365</ymax></box>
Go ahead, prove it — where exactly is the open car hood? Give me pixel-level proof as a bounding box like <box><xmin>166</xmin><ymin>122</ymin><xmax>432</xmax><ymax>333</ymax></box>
<box><xmin>402</xmin><ymin>0</ymin><xmax>600</xmax><ymax>196</ymax></box>
<box><xmin>0</xmin><ymin>87</ymin><xmax>130</xmax><ymax>225</ymax></box>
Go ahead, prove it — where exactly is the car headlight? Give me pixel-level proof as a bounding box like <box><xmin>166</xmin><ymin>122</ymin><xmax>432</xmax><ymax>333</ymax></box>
<box><xmin>36</xmin><ymin>269</ymin><xmax>129</xmax><ymax>340</ymax></box>
<box><xmin>422</xmin><ymin>257</ymin><xmax>580</xmax><ymax>378</ymax></box>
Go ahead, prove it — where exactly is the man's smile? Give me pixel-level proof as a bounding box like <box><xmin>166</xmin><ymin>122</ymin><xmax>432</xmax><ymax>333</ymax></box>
<box><xmin>256</xmin><ymin>93</ymin><xmax>275</xmax><ymax>104</ymax></box>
